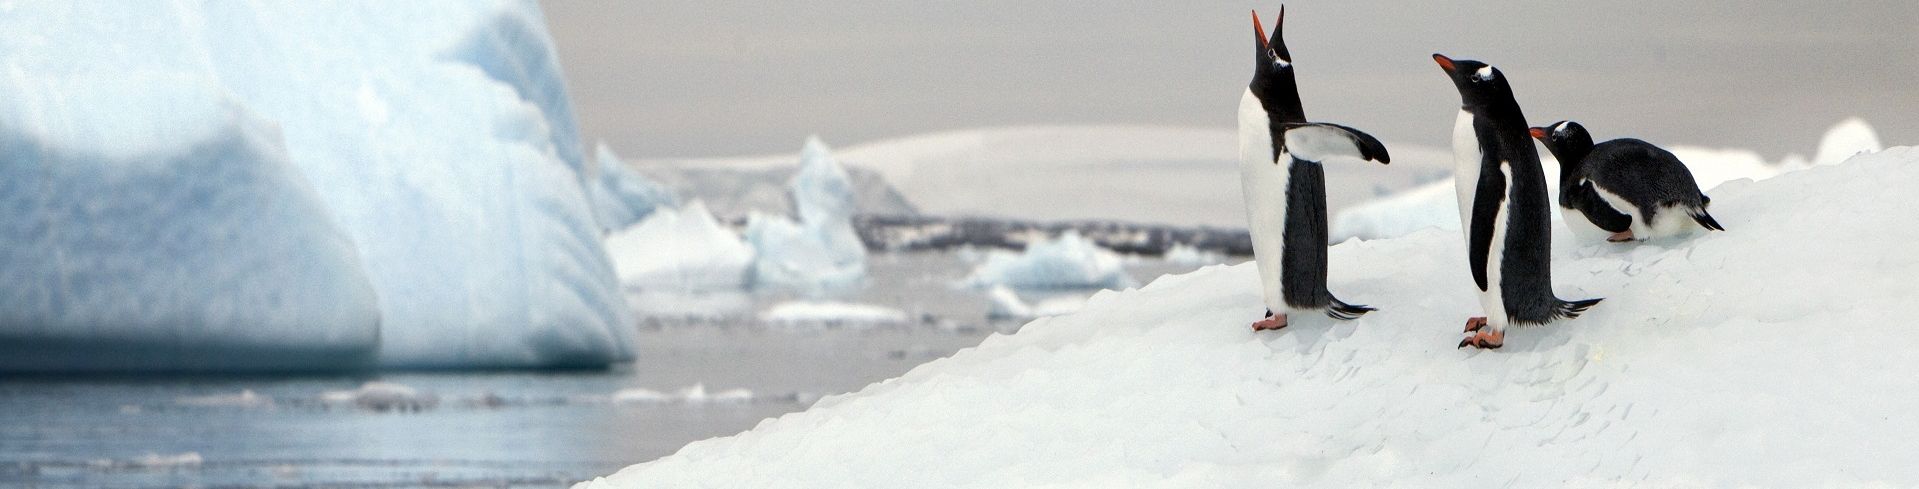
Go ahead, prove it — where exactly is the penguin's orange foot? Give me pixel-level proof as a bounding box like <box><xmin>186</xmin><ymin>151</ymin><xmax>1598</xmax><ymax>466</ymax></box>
<box><xmin>1457</xmin><ymin>329</ymin><xmax>1504</xmax><ymax>349</ymax></box>
<box><xmin>1462</xmin><ymin>316</ymin><xmax>1488</xmax><ymax>333</ymax></box>
<box><xmin>1251</xmin><ymin>313</ymin><xmax>1289</xmax><ymax>332</ymax></box>
<box><xmin>1607</xmin><ymin>230</ymin><xmax>1635</xmax><ymax>242</ymax></box>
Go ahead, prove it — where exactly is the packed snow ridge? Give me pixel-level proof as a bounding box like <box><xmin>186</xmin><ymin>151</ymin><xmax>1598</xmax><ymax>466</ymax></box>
<box><xmin>0</xmin><ymin>1</ymin><xmax>634</xmax><ymax>371</ymax></box>
<box><xmin>579</xmin><ymin>148</ymin><xmax>1919</xmax><ymax>488</ymax></box>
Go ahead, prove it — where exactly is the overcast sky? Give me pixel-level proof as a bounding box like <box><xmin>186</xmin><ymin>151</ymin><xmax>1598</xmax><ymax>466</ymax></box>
<box><xmin>542</xmin><ymin>1</ymin><xmax>1916</xmax><ymax>159</ymax></box>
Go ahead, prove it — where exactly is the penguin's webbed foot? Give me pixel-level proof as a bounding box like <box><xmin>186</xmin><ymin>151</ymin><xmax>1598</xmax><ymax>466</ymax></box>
<box><xmin>1461</xmin><ymin>316</ymin><xmax>1488</xmax><ymax>333</ymax></box>
<box><xmin>1457</xmin><ymin>328</ymin><xmax>1504</xmax><ymax>349</ymax></box>
<box><xmin>1607</xmin><ymin>230</ymin><xmax>1635</xmax><ymax>242</ymax></box>
<box><xmin>1251</xmin><ymin>313</ymin><xmax>1289</xmax><ymax>332</ymax></box>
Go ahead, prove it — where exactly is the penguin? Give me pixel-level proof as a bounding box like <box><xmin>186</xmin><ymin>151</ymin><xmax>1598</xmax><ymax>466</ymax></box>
<box><xmin>1431</xmin><ymin>53</ymin><xmax>1601</xmax><ymax>349</ymax></box>
<box><xmin>1530</xmin><ymin>120</ymin><xmax>1725</xmax><ymax>242</ymax></box>
<box><xmin>1239</xmin><ymin>8</ymin><xmax>1390</xmax><ymax>332</ymax></box>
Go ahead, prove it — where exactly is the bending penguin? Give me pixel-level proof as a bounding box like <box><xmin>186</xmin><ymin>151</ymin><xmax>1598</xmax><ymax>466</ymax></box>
<box><xmin>1432</xmin><ymin>54</ymin><xmax>1600</xmax><ymax>349</ymax></box>
<box><xmin>1531</xmin><ymin>120</ymin><xmax>1725</xmax><ymax>242</ymax></box>
<box><xmin>1239</xmin><ymin>8</ymin><xmax>1390</xmax><ymax>332</ymax></box>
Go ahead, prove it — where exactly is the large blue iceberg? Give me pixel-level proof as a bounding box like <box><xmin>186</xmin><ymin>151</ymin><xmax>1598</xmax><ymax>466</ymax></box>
<box><xmin>0</xmin><ymin>1</ymin><xmax>634</xmax><ymax>371</ymax></box>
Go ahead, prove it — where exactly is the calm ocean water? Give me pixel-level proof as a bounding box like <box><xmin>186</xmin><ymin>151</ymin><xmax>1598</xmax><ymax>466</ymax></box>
<box><xmin>1</xmin><ymin>252</ymin><xmax>1207</xmax><ymax>488</ymax></box>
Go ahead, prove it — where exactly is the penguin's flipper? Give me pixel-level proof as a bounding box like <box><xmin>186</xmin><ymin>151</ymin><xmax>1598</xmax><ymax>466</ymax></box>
<box><xmin>1280</xmin><ymin>122</ymin><xmax>1391</xmax><ymax>164</ymax></box>
<box><xmin>1324</xmin><ymin>296</ymin><xmax>1376</xmax><ymax>320</ymax></box>
<box><xmin>1691</xmin><ymin>208</ymin><xmax>1725</xmax><ymax>231</ymax></box>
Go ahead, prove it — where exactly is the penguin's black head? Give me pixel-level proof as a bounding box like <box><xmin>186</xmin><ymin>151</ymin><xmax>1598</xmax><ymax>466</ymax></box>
<box><xmin>1249</xmin><ymin>7</ymin><xmax>1304</xmax><ymax>121</ymax></box>
<box><xmin>1432</xmin><ymin>53</ymin><xmax>1515</xmax><ymax>108</ymax></box>
<box><xmin>1529</xmin><ymin>120</ymin><xmax>1593</xmax><ymax>151</ymax></box>
<box><xmin>1251</xmin><ymin>7</ymin><xmax>1293</xmax><ymax>75</ymax></box>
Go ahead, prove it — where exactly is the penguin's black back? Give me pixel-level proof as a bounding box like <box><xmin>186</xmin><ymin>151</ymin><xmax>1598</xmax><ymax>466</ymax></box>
<box><xmin>1581</xmin><ymin>139</ymin><xmax>1709</xmax><ymax>212</ymax></box>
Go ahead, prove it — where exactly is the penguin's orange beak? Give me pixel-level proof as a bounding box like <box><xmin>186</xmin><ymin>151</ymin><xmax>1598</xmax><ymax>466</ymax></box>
<box><xmin>1433</xmin><ymin>53</ymin><xmax>1456</xmax><ymax>73</ymax></box>
<box><xmin>1529</xmin><ymin>127</ymin><xmax>1549</xmax><ymax>140</ymax></box>
<box><xmin>1252</xmin><ymin>10</ymin><xmax>1269</xmax><ymax>51</ymax></box>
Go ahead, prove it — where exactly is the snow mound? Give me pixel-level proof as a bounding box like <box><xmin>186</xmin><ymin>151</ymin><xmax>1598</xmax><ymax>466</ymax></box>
<box><xmin>1814</xmin><ymin>117</ymin><xmax>1883</xmax><ymax>166</ymax></box>
<box><xmin>580</xmin><ymin>148</ymin><xmax>1919</xmax><ymax>488</ymax></box>
<box><xmin>612</xmin><ymin>384</ymin><xmax>757</xmax><ymax>405</ymax></box>
<box><xmin>985</xmin><ymin>286</ymin><xmax>1089</xmax><ymax>320</ymax></box>
<box><xmin>758</xmin><ymin>301</ymin><xmax>909</xmax><ymax>326</ymax></box>
<box><xmin>0</xmin><ymin>1</ymin><xmax>636</xmax><ymax>370</ymax></box>
<box><xmin>604</xmin><ymin>201</ymin><xmax>755</xmax><ymax>290</ymax></box>
<box><xmin>320</xmin><ymin>382</ymin><xmax>439</xmax><ymax>412</ymax></box>
<box><xmin>175</xmin><ymin>389</ymin><xmax>276</xmax><ymax>409</ymax></box>
<box><xmin>745</xmin><ymin>137</ymin><xmax>868</xmax><ymax>290</ymax></box>
<box><xmin>961</xmin><ymin>231</ymin><xmax>1137</xmax><ymax>290</ymax></box>
<box><xmin>590</xmin><ymin>142</ymin><xmax>679</xmax><ymax>232</ymax></box>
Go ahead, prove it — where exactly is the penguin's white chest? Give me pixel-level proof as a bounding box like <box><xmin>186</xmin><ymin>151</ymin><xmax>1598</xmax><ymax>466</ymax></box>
<box><xmin>1238</xmin><ymin>89</ymin><xmax>1291</xmax><ymax>312</ymax></box>
<box><xmin>1450</xmin><ymin>110</ymin><xmax>1482</xmax><ymax>234</ymax></box>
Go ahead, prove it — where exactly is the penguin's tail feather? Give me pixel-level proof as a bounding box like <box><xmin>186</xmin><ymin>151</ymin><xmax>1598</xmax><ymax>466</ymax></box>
<box><xmin>1324</xmin><ymin>296</ymin><xmax>1376</xmax><ymax>321</ymax></box>
<box><xmin>1555</xmin><ymin>297</ymin><xmax>1603</xmax><ymax>321</ymax></box>
<box><xmin>1690</xmin><ymin>208</ymin><xmax>1725</xmax><ymax>231</ymax></box>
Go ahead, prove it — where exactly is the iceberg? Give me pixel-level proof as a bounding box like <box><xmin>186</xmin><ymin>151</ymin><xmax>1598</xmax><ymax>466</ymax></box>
<box><xmin>960</xmin><ymin>231</ymin><xmax>1137</xmax><ymax>290</ymax></box>
<box><xmin>0</xmin><ymin>1</ymin><xmax>634</xmax><ymax>370</ymax></box>
<box><xmin>590</xmin><ymin>142</ymin><xmax>679</xmax><ymax>233</ymax></box>
<box><xmin>746</xmin><ymin>137</ymin><xmax>868</xmax><ymax>290</ymax></box>
<box><xmin>984</xmin><ymin>286</ymin><xmax>1088</xmax><ymax>320</ymax></box>
<box><xmin>604</xmin><ymin>201</ymin><xmax>755</xmax><ymax>290</ymax></box>
<box><xmin>579</xmin><ymin>147</ymin><xmax>1919</xmax><ymax>488</ymax></box>
<box><xmin>757</xmin><ymin>301</ymin><xmax>909</xmax><ymax>327</ymax></box>
<box><xmin>0</xmin><ymin>73</ymin><xmax>381</xmax><ymax>372</ymax></box>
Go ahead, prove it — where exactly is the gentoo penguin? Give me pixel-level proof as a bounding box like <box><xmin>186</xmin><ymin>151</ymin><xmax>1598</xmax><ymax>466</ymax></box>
<box><xmin>1531</xmin><ymin>120</ymin><xmax>1725</xmax><ymax>242</ymax></box>
<box><xmin>1432</xmin><ymin>54</ymin><xmax>1600</xmax><ymax>349</ymax></box>
<box><xmin>1239</xmin><ymin>8</ymin><xmax>1391</xmax><ymax>332</ymax></box>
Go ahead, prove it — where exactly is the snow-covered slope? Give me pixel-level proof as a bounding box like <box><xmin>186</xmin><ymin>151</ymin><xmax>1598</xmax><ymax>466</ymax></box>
<box><xmin>0</xmin><ymin>1</ymin><xmax>633</xmax><ymax>370</ymax></box>
<box><xmin>580</xmin><ymin>148</ymin><xmax>1919</xmax><ymax>488</ymax></box>
<box><xmin>639</xmin><ymin>125</ymin><xmax>1454</xmax><ymax>227</ymax></box>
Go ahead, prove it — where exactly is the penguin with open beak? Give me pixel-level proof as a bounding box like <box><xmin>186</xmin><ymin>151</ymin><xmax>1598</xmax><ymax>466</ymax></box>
<box><xmin>1239</xmin><ymin>7</ymin><xmax>1390</xmax><ymax>332</ymax></box>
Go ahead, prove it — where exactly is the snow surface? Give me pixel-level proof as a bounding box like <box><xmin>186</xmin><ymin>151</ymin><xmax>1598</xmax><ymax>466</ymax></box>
<box><xmin>589</xmin><ymin>142</ymin><xmax>679</xmax><ymax>232</ymax></box>
<box><xmin>745</xmin><ymin>137</ymin><xmax>869</xmax><ymax>291</ymax></box>
<box><xmin>0</xmin><ymin>1</ymin><xmax>634</xmax><ymax>370</ymax></box>
<box><xmin>639</xmin><ymin>126</ymin><xmax>1454</xmax><ymax>227</ymax></box>
<box><xmin>757</xmin><ymin>301</ymin><xmax>909</xmax><ymax>326</ymax></box>
<box><xmin>580</xmin><ymin>148</ymin><xmax>1919</xmax><ymax>488</ymax></box>
<box><xmin>604</xmin><ymin>201</ymin><xmax>755</xmax><ymax>290</ymax></box>
<box><xmin>961</xmin><ymin>231</ymin><xmax>1137</xmax><ymax>290</ymax></box>
<box><xmin>1332</xmin><ymin>119</ymin><xmax>1881</xmax><ymax>241</ymax></box>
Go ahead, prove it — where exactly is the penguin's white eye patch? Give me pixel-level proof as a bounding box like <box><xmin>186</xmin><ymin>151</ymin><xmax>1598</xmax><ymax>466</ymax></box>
<box><xmin>1268</xmin><ymin>48</ymin><xmax>1290</xmax><ymax>68</ymax></box>
<box><xmin>1555</xmin><ymin>121</ymin><xmax>1572</xmax><ymax>134</ymax></box>
<box><xmin>1473</xmin><ymin>66</ymin><xmax>1495</xmax><ymax>81</ymax></box>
